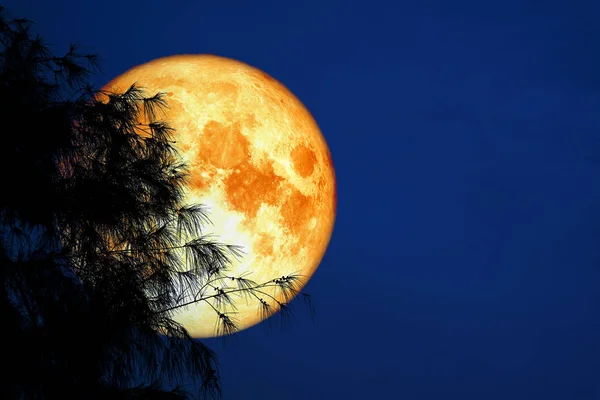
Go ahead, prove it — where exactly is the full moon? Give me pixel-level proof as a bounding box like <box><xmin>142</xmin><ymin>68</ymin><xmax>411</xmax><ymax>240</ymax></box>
<box><xmin>101</xmin><ymin>54</ymin><xmax>336</xmax><ymax>337</ymax></box>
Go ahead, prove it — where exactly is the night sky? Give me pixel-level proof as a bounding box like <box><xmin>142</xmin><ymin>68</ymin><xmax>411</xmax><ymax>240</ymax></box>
<box><xmin>6</xmin><ymin>0</ymin><xmax>600</xmax><ymax>399</ymax></box>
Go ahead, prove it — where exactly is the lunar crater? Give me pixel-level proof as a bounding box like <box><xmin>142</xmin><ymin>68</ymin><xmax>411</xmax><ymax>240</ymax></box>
<box><xmin>291</xmin><ymin>144</ymin><xmax>317</xmax><ymax>178</ymax></box>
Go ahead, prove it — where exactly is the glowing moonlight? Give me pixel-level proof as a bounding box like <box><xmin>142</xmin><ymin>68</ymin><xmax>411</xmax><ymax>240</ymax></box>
<box><xmin>102</xmin><ymin>54</ymin><xmax>336</xmax><ymax>337</ymax></box>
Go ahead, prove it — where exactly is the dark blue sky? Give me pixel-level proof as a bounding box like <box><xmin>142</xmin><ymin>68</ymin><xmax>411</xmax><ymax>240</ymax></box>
<box><xmin>7</xmin><ymin>0</ymin><xmax>600</xmax><ymax>398</ymax></box>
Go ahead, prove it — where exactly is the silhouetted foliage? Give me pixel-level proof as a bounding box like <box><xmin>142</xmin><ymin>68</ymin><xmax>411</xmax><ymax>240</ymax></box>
<box><xmin>0</xmin><ymin>6</ymin><xmax>313</xmax><ymax>400</ymax></box>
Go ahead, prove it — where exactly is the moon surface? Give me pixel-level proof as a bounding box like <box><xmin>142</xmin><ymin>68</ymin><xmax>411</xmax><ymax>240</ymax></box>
<box><xmin>101</xmin><ymin>54</ymin><xmax>336</xmax><ymax>337</ymax></box>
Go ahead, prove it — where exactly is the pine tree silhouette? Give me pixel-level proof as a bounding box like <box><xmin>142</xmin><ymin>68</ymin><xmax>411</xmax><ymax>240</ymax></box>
<box><xmin>0</xmin><ymin>7</ymin><xmax>313</xmax><ymax>399</ymax></box>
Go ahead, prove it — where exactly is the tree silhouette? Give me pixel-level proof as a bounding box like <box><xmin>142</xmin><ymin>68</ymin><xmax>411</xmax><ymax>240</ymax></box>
<box><xmin>0</xmin><ymin>6</ymin><xmax>313</xmax><ymax>400</ymax></box>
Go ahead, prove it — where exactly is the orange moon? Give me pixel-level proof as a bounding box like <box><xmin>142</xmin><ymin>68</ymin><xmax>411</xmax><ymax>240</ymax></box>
<box><xmin>101</xmin><ymin>55</ymin><xmax>336</xmax><ymax>337</ymax></box>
